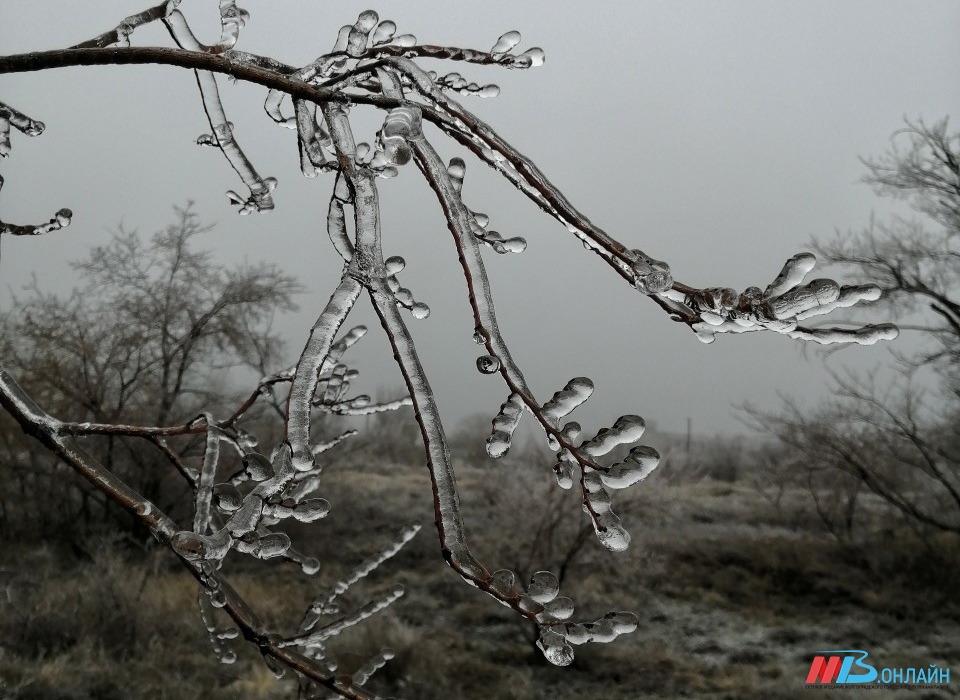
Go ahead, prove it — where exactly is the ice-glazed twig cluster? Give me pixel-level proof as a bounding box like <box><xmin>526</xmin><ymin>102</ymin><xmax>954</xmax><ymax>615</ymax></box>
<box><xmin>0</xmin><ymin>2</ymin><xmax>900</xmax><ymax>695</ymax></box>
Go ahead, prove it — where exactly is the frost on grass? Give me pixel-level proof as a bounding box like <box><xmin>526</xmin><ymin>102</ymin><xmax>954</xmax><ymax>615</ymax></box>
<box><xmin>0</xmin><ymin>2</ymin><xmax>901</xmax><ymax>693</ymax></box>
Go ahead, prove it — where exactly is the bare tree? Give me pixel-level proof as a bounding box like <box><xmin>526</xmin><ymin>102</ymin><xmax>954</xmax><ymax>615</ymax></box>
<box><xmin>752</xmin><ymin>119</ymin><xmax>960</xmax><ymax>539</ymax></box>
<box><xmin>0</xmin><ymin>204</ymin><xmax>299</xmax><ymax>536</ymax></box>
<box><xmin>0</xmin><ymin>4</ymin><xmax>895</xmax><ymax>697</ymax></box>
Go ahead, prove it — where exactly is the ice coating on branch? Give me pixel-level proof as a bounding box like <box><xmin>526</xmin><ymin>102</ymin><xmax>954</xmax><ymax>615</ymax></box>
<box><xmin>631</xmin><ymin>249</ymin><xmax>673</xmax><ymax>295</ymax></box>
<box><xmin>491</xmin><ymin>30</ymin><xmax>522</xmax><ymax>55</ymax></box>
<box><xmin>769</xmin><ymin>278</ymin><xmax>840</xmax><ymax>319</ymax></box>
<box><xmin>379</xmin><ymin>107</ymin><xmax>421</xmax><ymax>165</ymax></box>
<box><xmin>476</xmin><ymin>355</ymin><xmax>501</xmax><ymax>374</ymax></box>
<box><xmin>217</xmin><ymin>1</ymin><xmax>250</xmax><ymax>50</ymax></box>
<box><xmin>542</xmin><ymin>377</ymin><xmax>594</xmax><ymax>421</ymax></box>
<box><xmin>581</xmin><ymin>415</ymin><xmax>645</xmax><ymax>457</ymax></box>
<box><xmin>789</xmin><ymin>323</ymin><xmax>900</xmax><ymax>346</ymax></box>
<box><xmin>486</xmin><ymin>393</ymin><xmax>524</xmax><ymax>458</ymax></box>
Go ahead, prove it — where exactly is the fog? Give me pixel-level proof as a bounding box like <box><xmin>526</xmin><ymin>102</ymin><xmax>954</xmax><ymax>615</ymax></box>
<box><xmin>2</xmin><ymin>1</ymin><xmax>958</xmax><ymax>437</ymax></box>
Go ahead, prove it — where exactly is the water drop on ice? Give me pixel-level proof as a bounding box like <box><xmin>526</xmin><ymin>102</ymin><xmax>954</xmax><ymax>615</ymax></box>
<box><xmin>55</xmin><ymin>209</ymin><xmax>72</xmax><ymax>227</ymax></box>
<box><xmin>472</xmin><ymin>326</ymin><xmax>485</xmax><ymax>344</ymax></box>
<box><xmin>473</xmin><ymin>212</ymin><xmax>489</xmax><ymax>228</ymax></box>
<box><xmin>476</xmin><ymin>355</ymin><xmax>501</xmax><ymax>374</ymax></box>
<box><xmin>219</xmin><ymin>650</ymin><xmax>237</xmax><ymax>665</ymax></box>
<box><xmin>411</xmin><ymin>302</ymin><xmax>430</xmax><ymax>319</ymax></box>
<box><xmin>478</xmin><ymin>84</ymin><xmax>501</xmax><ymax>98</ymax></box>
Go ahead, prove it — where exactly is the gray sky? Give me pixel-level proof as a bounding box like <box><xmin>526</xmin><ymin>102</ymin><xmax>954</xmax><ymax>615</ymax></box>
<box><xmin>1</xmin><ymin>1</ymin><xmax>959</xmax><ymax>438</ymax></box>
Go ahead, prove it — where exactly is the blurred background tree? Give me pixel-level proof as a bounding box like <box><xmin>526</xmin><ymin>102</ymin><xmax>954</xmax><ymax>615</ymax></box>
<box><xmin>0</xmin><ymin>204</ymin><xmax>300</xmax><ymax>540</ymax></box>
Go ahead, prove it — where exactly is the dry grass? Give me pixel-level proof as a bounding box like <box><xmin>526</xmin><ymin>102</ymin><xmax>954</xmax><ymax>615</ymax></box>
<box><xmin>2</xmin><ymin>459</ymin><xmax>959</xmax><ymax>699</ymax></box>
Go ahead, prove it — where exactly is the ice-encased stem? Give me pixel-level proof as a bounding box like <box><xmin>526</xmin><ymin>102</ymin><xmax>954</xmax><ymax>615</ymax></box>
<box><xmin>286</xmin><ymin>275</ymin><xmax>363</xmax><ymax>474</ymax></box>
<box><xmin>193</xmin><ymin>415</ymin><xmax>221</xmax><ymax>534</ymax></box>
<box><xmin>164</xmin><ymin>11</ymin><xmax>276</xmax><ymax>213</ymax></box>
<box><xmin>323</xmin><ymin>100</ymin><xmax>485</xmax><ymax>581</ymax></box>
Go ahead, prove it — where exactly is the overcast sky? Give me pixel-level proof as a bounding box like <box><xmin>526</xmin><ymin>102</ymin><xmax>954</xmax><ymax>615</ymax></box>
<box><xmin>1</xmin><ymin>1</ymin><xmax>959</xmax><ymax>440</ymax></box>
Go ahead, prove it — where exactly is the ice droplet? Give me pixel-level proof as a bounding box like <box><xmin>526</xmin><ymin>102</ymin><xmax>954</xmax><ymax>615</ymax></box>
<box><xmin>537</xmin><ymin>629</ymin><xmax>574</xmax><ymax>666</ymax></box>
<box><xmin>478</xmin><ymin>84</ymin><xmax>501</xmax><ymax>98</ymax></box>
<box><xmin>602</xmin><ymin>445</ymin><xmax>660</xmax><ymax>488</ymax></box>
<box><xmin>263</xmin><ymin>653</ymin><xmax>286</xmax><ymax>679</ymax></box>
<box><xmin>488</xmin><ymin>569</ymin><xmax>518</xmax><ymax>599</ymax></box>
<box><xmin>542</xmin><ymin>377</ymin><xmax>594</xmax><ymax>421</ymax></box>
<box><xmin>497</xmin><ymin>236</ymin><xmax>527</xmax><ymax>253</ymax></box>
<box><xmin>473</xmin><ymin>212</ymin><xmax>489</xmax><ymax>228</ymax></box>
<box><xmin>631</xmin><ymin>254</ymin><xmax>673</xmax><ymax>295</ymax></box>
<box><xmin>293</xmin><ymin>498</ymin><xmax>331</xmax><ymax>523</ymax></box>
<box><xmin>243</xmin><ymin>452</ymin><xmax>274</xmax><ymax>481</ymax></box>
<box><xmin>390</xmin><ymin>33</ymin><xmax>416</xmax><ymax>47</ymax></box>
<box><xmin>486</xmin><ymin>393</ymin><xmax>524</xmax><ymax>458</ymax></box>
<box><xmin>219</xmin><ymin>650</ymin><xmax>237</xmax><ymax>665</ymax></box>
<box><xmin>372</xmin><ymin>19</ymin><xmax>396</xmax><ymax>45</ymax></box>
<box><xmin>171</xmin><ymin>531</ymin><xmax>206</xmax><ymax>560</ymax></box>
<box><xmin>476</xmin><ymin>355</ymin><xmax>501</xmax><ymax>374</ymax></box>
<box><xmin>595</xmin><ymin>516</ymin><xmax>630</xmax><ymax>551</ymax></box>
<box><xmin>213</xmin><ymin>483</ymin><xmax>243</xmax><ymax>512</ymax></box>
<box><xmin>765</xmin><ymin>252</ymin><xmax>817</xmax><ymax>298</ymax></box>
<box><xmin>385</xmin><ymin>255</ymin><xmax>405</xmax><ymax>274</ymax></box>
<box><xmin>541</xmin><ymin>596</ymin><xmax>574</xmax><ymax>621</ymax></box>
<box><xmin>55</xmin><ymin>209</ymin><xmax>72</xmax><ymax>227</ymax></box>
<box><xmin>301</xmin><ymin>557</ymin><xmax>321</xmax><ymax>575</ymax></box>
<box><xmin>347</xmin><ymin>10</ymin><xmax>378</xmax><ymax>57</ymax></box>
<box><xmin>472</xmin><ymin>326</ymin><xmax>485</xmax><ymax>344</ymax></box>
<box><xmin>258</xmin><ymin>532</ymin><xmax>292</xmax><ymax>559</ymax></box>
<box><xmin>527</xmin><ymin>571</ymin><xmax>560</xmax><ymax>604</ymax></box>
<box><xmin>447</xmin><ymin>157</ymin><xmax>466</xmax><ymax>192</ymax></box>
<box><xmin>519</xmin><ymin>47</ymin><xmax>545</xmax><ymax>66</ymax></box>
<box><xmin>411</xmin><ymin>302</ymin><xmax>430</xmax><ymax>319</ymax></box>
<box><xmin>491</xmin><ymin>30</ymin><xmax>521</xmax><ymax>55</ymax></box>
<box><xmin>581</xmin><ymin>415</ymin><xmax>645</xmax><ymax>457</ymax></box>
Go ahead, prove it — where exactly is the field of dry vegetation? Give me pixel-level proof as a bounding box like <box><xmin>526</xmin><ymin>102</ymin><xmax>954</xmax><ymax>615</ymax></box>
<box><xmin>1</xmin><ymin>414</ymin><xmax>958</xmax><ymax>700</ymax></box>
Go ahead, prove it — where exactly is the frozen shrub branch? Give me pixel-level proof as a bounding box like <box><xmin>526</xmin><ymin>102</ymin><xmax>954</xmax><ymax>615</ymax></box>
<box><xmin>0</xmin><ymin>3</ymin><xmax>900</xmax><ymax>693</ymax></box>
